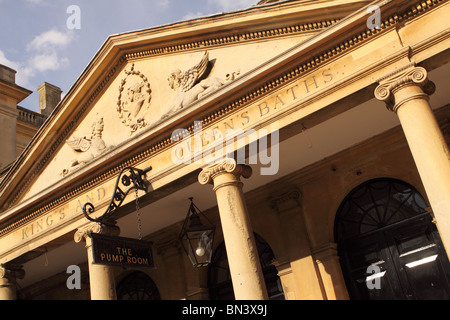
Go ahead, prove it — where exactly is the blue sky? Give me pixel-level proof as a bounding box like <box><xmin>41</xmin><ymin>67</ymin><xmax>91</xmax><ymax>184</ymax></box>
<box><xmin>0</xmin><ymin>0</ymin><xmax>257</xmax><ymax>112</ymax></box>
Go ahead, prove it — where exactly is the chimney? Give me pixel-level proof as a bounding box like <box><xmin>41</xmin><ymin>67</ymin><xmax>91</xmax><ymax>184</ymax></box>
<box><xmin>38</xmin><ymin>82</ymin><xmax>62</xmax><ymax>117</ymax></box>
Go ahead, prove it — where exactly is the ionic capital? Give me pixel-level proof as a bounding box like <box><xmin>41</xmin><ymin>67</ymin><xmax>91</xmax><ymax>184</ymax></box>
<box><xmin>375</xmin><ymin>65</ymin><xmax>435</xmax><ymax>112</ymax></box>
<box><xmin>0</xmin><ymin>265</ymin><xmax>25</xmax><ymax>281</ymax></box>
<box><xmin>270</xmin><ymin>188</ymin><xmax>302</xmax><ymax>213</ymax></box>
<box><xmin>198</xmin><ymin>158</ymin><xmax>252</xmax><ymax>186</ymax></box>
<box><xmin>74</xmin><ymin>221</ymin><xmax>120</xmax><ymax>243</ymax></box>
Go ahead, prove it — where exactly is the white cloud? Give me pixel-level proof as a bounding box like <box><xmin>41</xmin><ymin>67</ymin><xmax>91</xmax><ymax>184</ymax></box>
<box><xmin>0</xmin><ymin>50</ymin><xmax>34</xmax><ymax>88</ymax></box>
<box><xmin>0</xmin><ymin>29</ymin><xmax>74</xmax><ymax>88</ymax></box>
<box><xmin>0</xmin><ymin>50</ymin><xmax>19</xmax><ymax>71</ymax></box>
<box><xmin>25</xmin><ymin>29</ymin><xmax>74</xmax><ymax>74</ymax></box>
<box><xmin>24</xmin><ymin>0</ymin><xmax>48</xmax><ymax>5</ymax></box>
<box><xmin>27</xmin><ymin>29</ymin><xmax>73</xmax><ymax>52</ymax></box>
<box><xmin>29</xmin><ymin>53</ymin><xmax>69</xmax><ymax>72</ymax></box>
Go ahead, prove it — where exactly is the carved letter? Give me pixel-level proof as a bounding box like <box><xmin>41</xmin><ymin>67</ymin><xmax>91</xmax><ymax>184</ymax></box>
<box><xmin>240</xmin><ymin>111</ymin><xmax>250</xmax><ymax>126</ymax></box>
<box><xmin>273</xmin><ymin>95</ymin><xmax>285</xmax><ymax>109</ymax></box>
<box><xmin>304</xmin><ymin>76</ymin><xmax>319</xmax><ymax>93</ymax></box>
<box><xmin>258</xmin><ymin>101</ymin><xmax>270</xmax><ymax>117</ymax></box>
<box><xmin>286</xmin><ymin>84</ymin><xmax>299</xmax><ymax>100</ymax></box>
<box><xmin>322</xmin><ymin>68</ymin><xmax>334</xmax><ymax>83</ymax></box>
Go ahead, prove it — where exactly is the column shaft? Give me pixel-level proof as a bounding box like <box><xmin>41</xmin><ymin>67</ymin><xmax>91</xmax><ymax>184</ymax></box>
<box><xmin>0</xmin><ymin>266</ymin><xmax>25</xmax><ymax>300</ymax></box>
<box><xmin>199</xmin><ymin>159</ymin><xmax>268</xmax><ymax>300</ymax></box>
<box><xmin>74</xmin><ymin>222</ymin><xmax>120</xmax><ymax>300</ymax></box>
<box><xmin>0</xmin><ymin>278</ymin><xmax>15</xmax><ymax>300</ymax></box>
<box><xmin>85</xmin><ymin>236</ymin><xmax>118</xmax><ymax>300</ymax></box>
<box><xmin>375</xmin><ymin>65</ymin><xmax>450</xmax><ymax>253</ymax></box>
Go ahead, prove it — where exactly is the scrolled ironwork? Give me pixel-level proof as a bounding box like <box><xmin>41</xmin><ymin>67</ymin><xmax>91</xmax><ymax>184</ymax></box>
<box><xmin>82</xmin><ymin>166</ymin><xmax>152</xmax><ymax>223</ymax></box>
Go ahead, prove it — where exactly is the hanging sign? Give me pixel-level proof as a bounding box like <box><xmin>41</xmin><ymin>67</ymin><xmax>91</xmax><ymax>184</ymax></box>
<box><xmin>89</xmin><ymin>233</ymin><xmax>154</xmax><ymax>268</ymax></box>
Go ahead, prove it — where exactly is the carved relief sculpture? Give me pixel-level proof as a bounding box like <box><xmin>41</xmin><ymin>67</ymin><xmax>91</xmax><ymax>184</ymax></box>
<box><xmin>163</xmin><ymin>51</ymin><xmax>239</xmax><ymax>119</ymax></box>
<box><xmin>62</xmin><ymin>116</ymin><xmax>111</xmax><ymax>176</ymax></box>
<box><xmin>117</xmin><ymin>64</ymin><xmax>152</xmax><ymax>134</ymax></box>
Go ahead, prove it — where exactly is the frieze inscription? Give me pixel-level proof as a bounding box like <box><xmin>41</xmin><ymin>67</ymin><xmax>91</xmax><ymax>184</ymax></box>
<box><xmin>20</xmin><ymin>186</ymin><xmax>107</xmax><ymax>240</ymax></box>
<box><xmin>171</xmin><ymin>66</ymin><xmax>337</xmax><ymax>167</ymax></box>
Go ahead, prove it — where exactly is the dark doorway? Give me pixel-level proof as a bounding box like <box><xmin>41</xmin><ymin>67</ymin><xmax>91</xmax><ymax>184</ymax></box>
<box><xmin>335</xmin><ymin>178</ymin><xmax>450</xmax><ymax>300</ymax></box>
<box><xmin>208</xmin><ymin>233</ymin><xmax>284</xmax><ymax>300</ymax></box>
<box><xmin>116</xmin><ymin>271</ymin><xmax>161</xmax><ymax>300</ymax></box>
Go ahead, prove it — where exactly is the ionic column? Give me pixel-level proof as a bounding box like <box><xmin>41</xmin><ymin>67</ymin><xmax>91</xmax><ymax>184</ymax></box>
<box><xmin>0</xmin><ymin>265</ymin><xmax>25</xmax><ymax>300</ymax></box>
<box><xmin>199</xmin><ymin>159</ymin><xmax>268</xmax><ymax>300</ymax></box>
<box><xmin>74</xmin><ymin>221</ymin><xmax>120</xmax><ymax>300</ymax></box>
<box><xmin>375</xmin><ymin>65</ymin><xmax>450</xmax><ymax>253</ymax></box>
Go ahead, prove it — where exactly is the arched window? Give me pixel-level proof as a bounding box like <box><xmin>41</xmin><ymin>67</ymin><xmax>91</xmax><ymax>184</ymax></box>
<box><xmin>335</xmin><ymin>178</ymin><xmax>429</xmax><ymax>242</ymax></box>
<box><xmin>116</xmin><ymin>271</ymin><xmax>161</xmax><ymax>300</ymax></box>
<box><xmin>208</xmin><ymin>233</ymin><xmax>284</xmax><ymax>300</ymax></box>
<box><xmin>335</xmin><ymin>178</ymin><xmax>450</xmax><ymax>300</ymax></box>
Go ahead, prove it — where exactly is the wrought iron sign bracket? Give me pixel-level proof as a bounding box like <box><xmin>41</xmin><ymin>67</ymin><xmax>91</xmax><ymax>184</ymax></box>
<box><xmin>82</xmin><ymin>166</ymin><xmax>152</xmax><ymax>224</ymax></box>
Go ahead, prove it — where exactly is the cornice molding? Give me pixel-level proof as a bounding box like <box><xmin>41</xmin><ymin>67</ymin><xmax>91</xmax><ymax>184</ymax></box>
<box><xmin>0</xmin><ymin>0</ymin><xmax>446</xmax><ymax>237</ymax></box>
<box><xmin>0</xmin><ymin>104</ymin><xmax>19</xmax><ymax>118</ymax></box>
<box><xmin>124</xmin><ymin>19</ymin><xmax>339</xmax><ymax>61</ymax></box>
<box><xmin>0</xmin><ymin>79</ymin><xmax>32</xmax><ymax>103</ymax></box>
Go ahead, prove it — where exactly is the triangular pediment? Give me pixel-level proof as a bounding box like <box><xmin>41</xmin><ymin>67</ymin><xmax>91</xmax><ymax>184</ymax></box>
<box><xmin>0</xmin><ymin>0</ymin><xmax>370</xmax><ymax>211</ymax></box>
<box><xmin>21</xmin><ymin>41</ymin><xmax>316</xmax><ymax>200</ymax></box>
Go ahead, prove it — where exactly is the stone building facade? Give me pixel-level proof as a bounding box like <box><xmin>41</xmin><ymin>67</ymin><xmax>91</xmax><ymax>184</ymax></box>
<box><xmin>0</xmin><ymin>0</ymin><xmax>449</xmax><ymax>300</ymax></box>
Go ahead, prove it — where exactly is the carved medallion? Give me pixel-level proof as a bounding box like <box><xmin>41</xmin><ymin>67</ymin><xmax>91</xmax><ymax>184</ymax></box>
<box><xmin>117</xmin><ymin>64</ymin><xmax>152</xmax><ymax>134</ymax></box>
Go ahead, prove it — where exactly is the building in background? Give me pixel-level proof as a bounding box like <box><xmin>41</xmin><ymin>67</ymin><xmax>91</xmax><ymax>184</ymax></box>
<box><xmin>0</xmin><ymin>65</ymin><xmax>61</xmax><ymax>180</ymax></box>
<box><xmin>0</xmin><ymin>0</ymin><xmax>449</xmax><ymax>301</ymax></box>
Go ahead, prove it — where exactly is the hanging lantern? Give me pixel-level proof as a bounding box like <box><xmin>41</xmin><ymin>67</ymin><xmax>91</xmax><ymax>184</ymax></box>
<box><xmin>179</xmin><ymin>198</ymin><xmax>215</xmax><ymax>267</ymax></box>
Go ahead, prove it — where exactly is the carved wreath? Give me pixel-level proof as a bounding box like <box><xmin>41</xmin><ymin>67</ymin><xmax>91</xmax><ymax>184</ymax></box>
<box><xmin>117</xmin><ymin>64</ymin><xmax>152</xmax><ymax>134</ymax></box>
